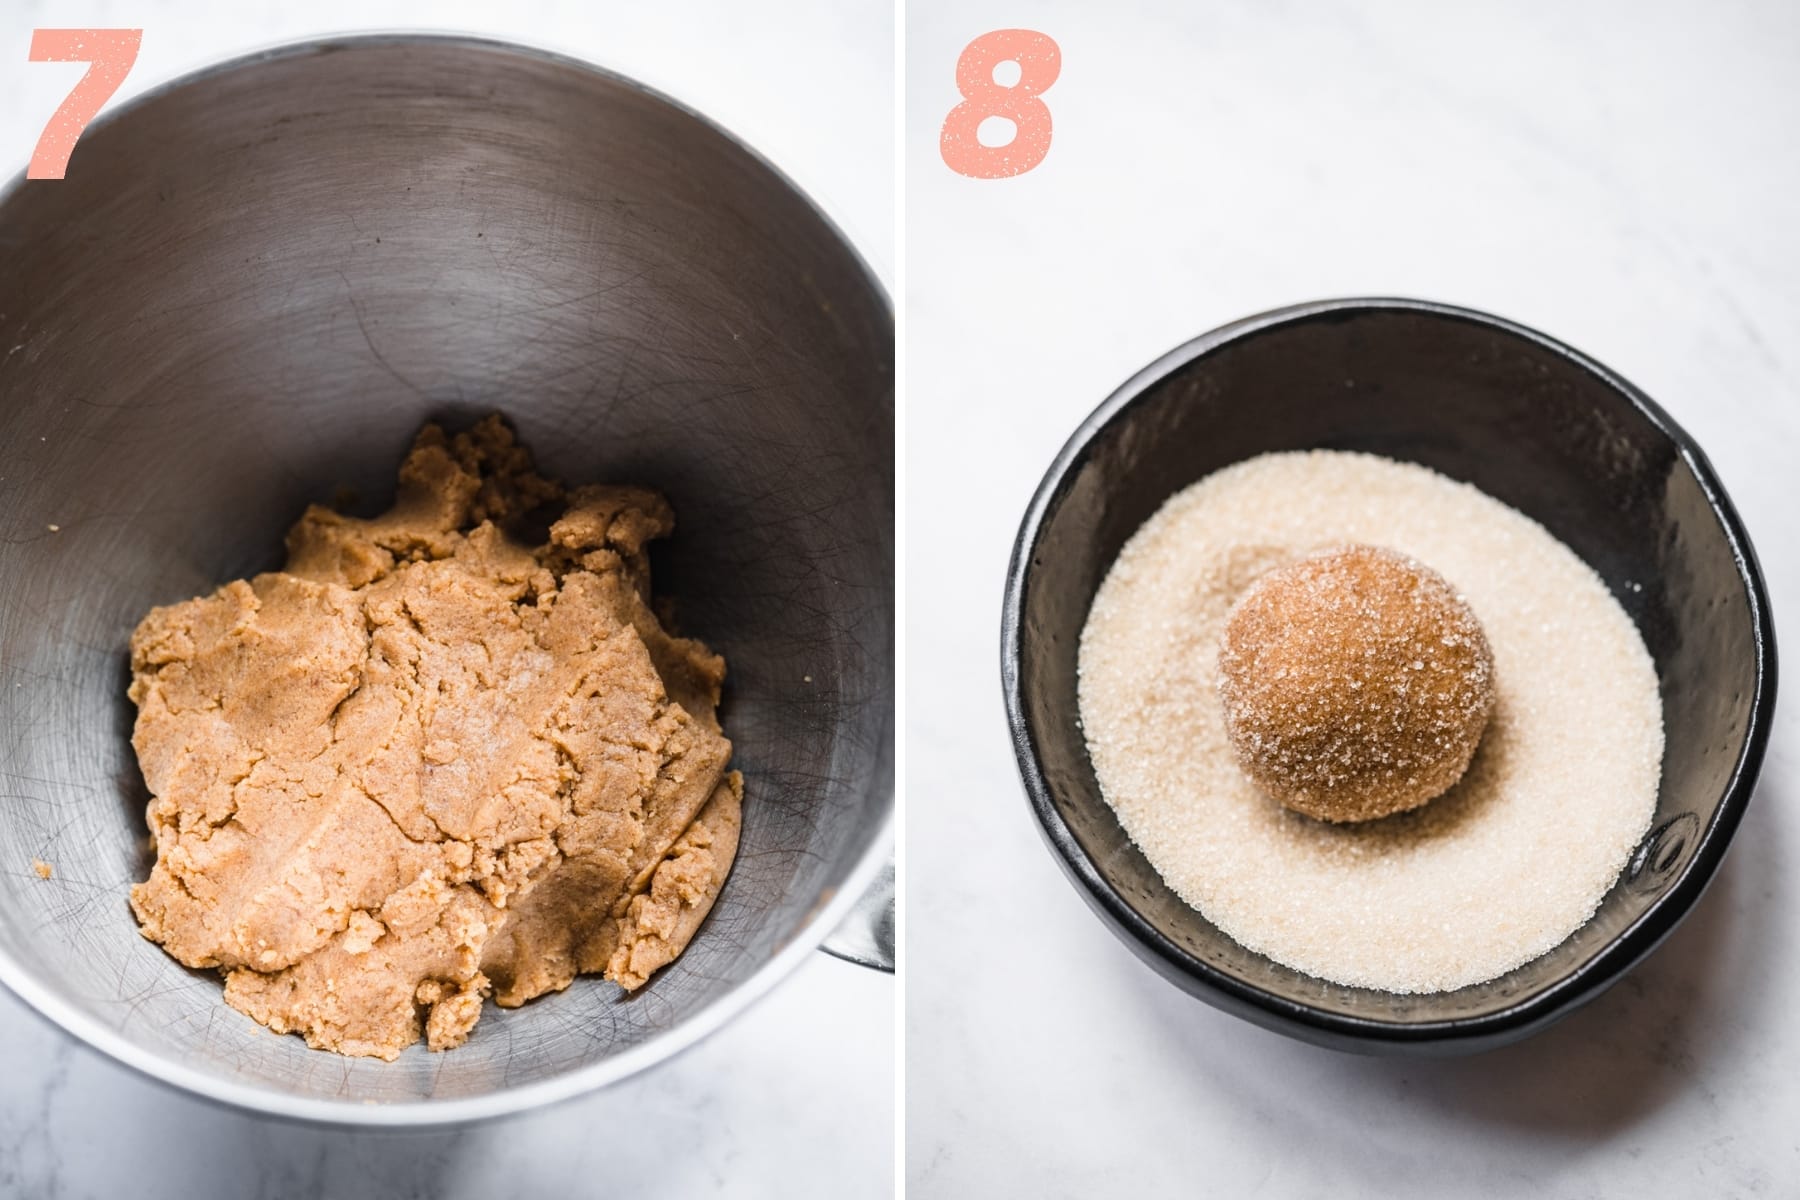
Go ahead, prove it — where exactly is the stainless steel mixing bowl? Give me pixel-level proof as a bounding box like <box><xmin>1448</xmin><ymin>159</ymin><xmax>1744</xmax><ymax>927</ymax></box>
<box><xmin>0</xmin><ymin>36</ymin><xmax>892</xmax><ymax>1124</ymax></box>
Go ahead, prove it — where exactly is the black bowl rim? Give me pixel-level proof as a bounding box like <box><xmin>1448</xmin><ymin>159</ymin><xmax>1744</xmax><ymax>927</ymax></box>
<box><xmin>1001</xmin><ymin>296</ymin><xmax>1778</xmax><ymax>1052</ymax></box>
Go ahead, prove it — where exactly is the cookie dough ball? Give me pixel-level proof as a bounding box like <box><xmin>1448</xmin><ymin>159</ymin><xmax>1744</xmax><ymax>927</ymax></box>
<box><xmin>1217</xmin><ymin>544</ymin><xmax>1495</xmax><ymax>823</ymax></box>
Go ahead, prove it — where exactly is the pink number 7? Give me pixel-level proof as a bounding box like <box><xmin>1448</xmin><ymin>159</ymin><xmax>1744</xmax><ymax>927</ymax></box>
<box><xmin>27</xmin><ymin>28</ymin><xmax>143</xmax><ymax>180</ymax></box>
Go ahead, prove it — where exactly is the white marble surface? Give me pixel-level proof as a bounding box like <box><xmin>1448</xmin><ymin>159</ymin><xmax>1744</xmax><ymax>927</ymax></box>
<box><xmin>0</xmin><ymin>2</ymin><xmax>893</xmax><ymax>1197</ymax></box>
<box><xmin>907</xmin><ymin>1</ymin><xmax>1798</xmax><ymax>1196</ymax></box>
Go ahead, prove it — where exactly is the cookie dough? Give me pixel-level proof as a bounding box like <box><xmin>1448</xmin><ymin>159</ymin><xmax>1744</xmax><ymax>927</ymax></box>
<box><xmin>1216</xmin><ymin>544</ymin><xmax>1495</xmax><ymax>823</ymax></box>
<box><xmin>127</xmin><ymin>416</ymin><xmax>742</xmax><ymax>1059</ymax></box>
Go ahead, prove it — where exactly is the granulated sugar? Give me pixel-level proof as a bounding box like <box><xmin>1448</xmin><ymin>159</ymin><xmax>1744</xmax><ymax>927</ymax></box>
<box><xmin>1077</xmin><ymin>451</ymin><xmax>1664</xmax><ymax>993</ymax></box>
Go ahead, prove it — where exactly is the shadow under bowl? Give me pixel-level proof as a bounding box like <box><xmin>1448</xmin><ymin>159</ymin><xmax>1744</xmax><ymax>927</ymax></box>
<box><xmin>1002</xmin><ymin>298</ymin><xmax>1775</xmax><ymax>1055</ymax></box>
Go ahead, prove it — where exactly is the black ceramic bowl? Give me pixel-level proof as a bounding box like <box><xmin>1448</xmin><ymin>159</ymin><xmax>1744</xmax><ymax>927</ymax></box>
<box><xmin>1002</xmin><ymin>298</ymin><xmax>1776</xmax><ymax>1055</ymax></box>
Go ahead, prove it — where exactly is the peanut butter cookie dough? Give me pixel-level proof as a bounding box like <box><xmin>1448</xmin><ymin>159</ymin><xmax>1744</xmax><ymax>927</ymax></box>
<box><xmin>127</xmin><ymin>416</ymin><xmax>742</xmax><ymax>1059</ymax></box>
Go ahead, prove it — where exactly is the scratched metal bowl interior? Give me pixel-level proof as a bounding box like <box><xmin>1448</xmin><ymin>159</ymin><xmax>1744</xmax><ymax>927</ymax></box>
<box><xmin>0</xmin><ymin>38</ymin><xmax>892</xmax><ymax>1120</ymax></box>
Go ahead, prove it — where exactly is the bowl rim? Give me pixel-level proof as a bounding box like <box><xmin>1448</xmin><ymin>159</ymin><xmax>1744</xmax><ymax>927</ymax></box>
<box><xmin>0</xmin><ymin>31</ymin><xmax>894</xmax><ymax>1126</ymax></box>
<box><xmin>1000</xmin><ymin>295</ymin><xmax>1778</xmax><ymax>1053</ymax></box>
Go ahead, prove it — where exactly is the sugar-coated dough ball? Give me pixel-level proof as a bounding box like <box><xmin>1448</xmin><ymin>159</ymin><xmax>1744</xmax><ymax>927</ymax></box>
<box><xmin>1217</xmin><ymin>544</ymin><xmax>1495</xmax><ymax>823</ymax></box>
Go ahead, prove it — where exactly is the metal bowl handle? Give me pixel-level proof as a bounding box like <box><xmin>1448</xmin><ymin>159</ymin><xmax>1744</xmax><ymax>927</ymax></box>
<box><xmin>819</xmin><ymin>857</ymin><xmax>895</xmax><ymax>972</ymax></box>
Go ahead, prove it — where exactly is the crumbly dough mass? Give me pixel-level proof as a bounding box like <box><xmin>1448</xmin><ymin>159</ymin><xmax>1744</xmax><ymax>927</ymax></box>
<box><xmin>128</xmin><ymin>416</ymin><xmax>742</xmax><ymax>1059</ymax></box>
